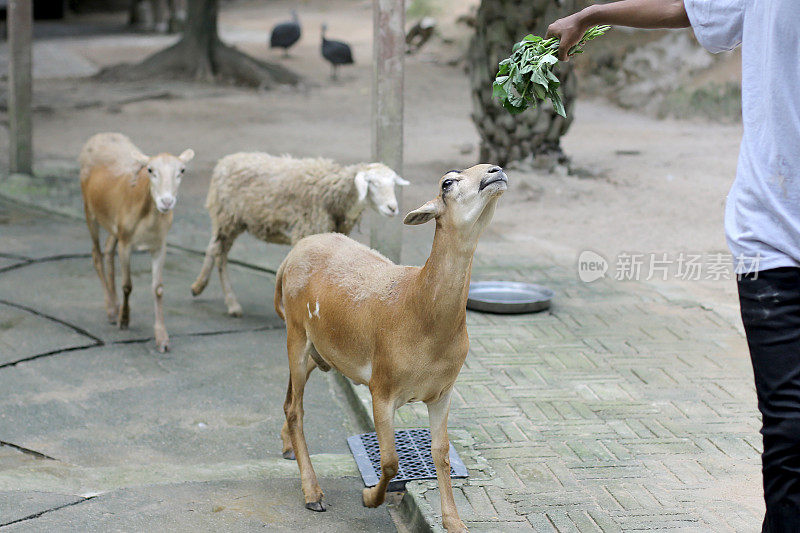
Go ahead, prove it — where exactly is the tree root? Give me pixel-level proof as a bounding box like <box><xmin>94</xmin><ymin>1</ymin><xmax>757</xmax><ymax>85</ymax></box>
<box><xmin>96</xmin><ymin>38</ymin><xmax>300</xmax><ymax>89</ymax></box>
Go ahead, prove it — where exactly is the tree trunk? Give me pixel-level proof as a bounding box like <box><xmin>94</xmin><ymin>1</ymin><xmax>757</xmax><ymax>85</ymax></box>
<box><xmin>102</xmin><ymin>0</ymin><xmax>299</xmax><ymax>88</ymax></box>
<box><xmin>128</xmin><ymin>0</ymin><xmax>142</xmax><ymax>27</ymax></box>
<box><xmin>468</xmin><ymin>0</ymin><xmax>576</xmax><ymax>167</ymax></box>
<box><xmin>175</xmin><ymin>0</ymin><xmax>217</xmax><ymax>80</ymax></box>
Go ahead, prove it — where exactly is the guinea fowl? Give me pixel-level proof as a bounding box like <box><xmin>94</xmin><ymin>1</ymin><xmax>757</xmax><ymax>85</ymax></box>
<box><xmin>270</xmin><ymin>10</ymin><xmax>301</xmax><ymax>58</ymax></box>
<box><xmin>321</xmin><ymin>24</ymin><xmax>353</xmax><ymax>80</ymax></box>
<box><xmin>406</xmin><ymin>17</ymin><xmax>437</xmax><ymax>54</ymax></box>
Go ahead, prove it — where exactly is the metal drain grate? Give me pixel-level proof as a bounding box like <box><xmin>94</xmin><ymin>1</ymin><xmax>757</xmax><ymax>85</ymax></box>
<box><xmin>348</xmin><ymin>428</ymin><xmax>468</xmax><ymax>492</ymax></box>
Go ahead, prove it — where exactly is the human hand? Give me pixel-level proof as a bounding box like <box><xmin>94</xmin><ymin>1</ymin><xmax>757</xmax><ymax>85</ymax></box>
<box><xmin>546</xmin><ymin>12</ymin><xmax>588</xmax><ymax>61</ymax></box>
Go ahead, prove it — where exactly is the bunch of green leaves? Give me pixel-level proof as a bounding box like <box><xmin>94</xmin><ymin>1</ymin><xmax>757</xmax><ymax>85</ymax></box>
<box><xmin>493</xmin><ymin>25</ymin><xmax>610</xmax><ymax>117</ymax></box>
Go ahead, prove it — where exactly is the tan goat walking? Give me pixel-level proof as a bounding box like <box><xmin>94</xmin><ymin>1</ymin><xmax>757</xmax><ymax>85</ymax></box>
<box><xmin>274</xmin><ymin>164</ymin><xmax>507</xmax><ymax>532</ymax></box>
<box><xmin>79</xmin><ymin>133</ymin><xmax>194</xmax><ymax>352</ymax></box>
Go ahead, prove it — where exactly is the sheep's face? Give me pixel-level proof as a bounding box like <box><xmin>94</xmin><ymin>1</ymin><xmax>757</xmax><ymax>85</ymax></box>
<box><xmin>354</xmin><ymin>164</ymin><xmax>410</xmax><ymax>217</ymax></box>
<box><xmin>138</xmin><ymin>149</ymin><xmax>195</xmax><ymax>213</ymax></box>
<box><xmin>403</xmin><ymin>164</ymin><xmax>507</xmax><ymax>234</ymax></box>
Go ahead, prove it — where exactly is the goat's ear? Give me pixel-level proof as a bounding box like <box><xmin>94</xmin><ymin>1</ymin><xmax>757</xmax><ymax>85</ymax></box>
<box><xmin>132</xmin><ymin>151</ymin><xmax>149</xmax><ymax>168</ymax></box>
<box><xmin>394</xmin><ymin>175</ymin><xmax>410</xmax><ymax>186</ymax></box>
<box><xmin>354</xmin><ymin>171</ymin><xmax>370</xmax><ymax>202</ymax></box>
<box><xmin>178</xmin><ymin>149</ymin><xmax>195</xmax><ymax>164</ymax></box>
<box><xmin>403</xmin><ymin>200</ymin><xmax>440</xmax><ymax>225</ymax></box>
<box><xmin>131</xmin><ymin>152</ymin><xmax>149</xmax><ymax>185</ymax></box>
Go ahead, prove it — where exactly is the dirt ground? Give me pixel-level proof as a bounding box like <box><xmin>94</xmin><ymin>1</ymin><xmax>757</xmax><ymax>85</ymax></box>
<box><xmin>0</xmin><ymin>0</ymin><xmax>745</xmax><ymax>324</ymax></box>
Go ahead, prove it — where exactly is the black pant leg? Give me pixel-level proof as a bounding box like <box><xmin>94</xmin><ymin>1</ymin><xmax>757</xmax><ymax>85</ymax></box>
<box><xmin>738</xmin><ymin>267</ymin><xmax>800</xmax><ymax>532</ymax></box>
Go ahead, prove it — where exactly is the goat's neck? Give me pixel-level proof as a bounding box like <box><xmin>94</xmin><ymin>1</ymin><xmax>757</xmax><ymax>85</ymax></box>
<box><xmin>416</xmin><ymin>224</ymin><xmax>478</xmax><ymax>325</ymax></box>
<box><xmin>343</xmin><ymin>184</ymin><xmax>367</xmax><ymax>220</ymax></box>
<box><xmin>334</xmin><ymin>177</ymin><xmax>367</xmax><ymax>233</ymax></box>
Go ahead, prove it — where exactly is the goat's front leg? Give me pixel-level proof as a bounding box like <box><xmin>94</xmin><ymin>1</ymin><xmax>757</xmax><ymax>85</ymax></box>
<box><xmin>117</xmin><ymin>240</ymin><xmax>133</xmax><ymax>329</ymax></box>
<box><xmin>428</xmin><ymin>390</ymin><xmax>467</xmax><ymax>532</ymax></box>
<box><xmin>362</xmin><ymin>395</ymin><xmax>398</xmax><ymax>508</ymax></box>
<box><xmin>151</xmin><ymin>243</ymin><xmax>169</xmax><ymax>352</ymax></box>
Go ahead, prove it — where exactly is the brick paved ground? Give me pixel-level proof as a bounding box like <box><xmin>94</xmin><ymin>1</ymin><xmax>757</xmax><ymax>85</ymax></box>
<box><xmin>0</xmin><ymin>198</ymin><xmax>398</xmax><ymax>532</ymax></box>
<box><xmin>401</xmin><ymin>257</ymin><xmax>759</xmax><ymax>531</ymax></box>
<box><xmin>1</xmin><ymin>177</ymin><xmax>763</xmax><ymax>532</ymax></box>
<box><xmin>352</xmin><ymin>242</ymin><xmax>763</xmax><ymax>532</ymax></box>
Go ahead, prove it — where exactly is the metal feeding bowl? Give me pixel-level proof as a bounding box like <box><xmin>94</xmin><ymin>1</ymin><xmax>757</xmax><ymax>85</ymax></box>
<box><xmin>467</xmin><ymin>281</ymin><xmax>554</xmax><ymax>314</ymax></box>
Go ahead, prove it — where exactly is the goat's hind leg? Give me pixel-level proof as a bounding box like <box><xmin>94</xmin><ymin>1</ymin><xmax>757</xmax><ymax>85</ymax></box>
<box><xmin>362</xmin><ymin>395</ymin><xmax>399</xmax><ymax>508</ymax></box>
<box><xmin>284</xmin><ymin>329</ymin><xmax>325</xmax><ymax>511</ymax></box>
<box><xmin>103</xmin><ymin>234</ymin><xmax>119</xmax><ymax>323</ymax></box>
<box><xmin>216</xmin><ymin>232</ymin><xmax>243</xmax><ymax>317</ymax></box>
<box><xmin>281</xmin><ymin>376</ymin><xmax>295</xmax><ymax>460</ymax></box>
<box><xmin>190</xmin><ymin>230</ymin><xmax>219</xmax><ymax>297</ymax></box>
<box><xmin>281</xmin><ymin>357</ymin><xmax>318</xmax><ymax>461</ymax></box>
<box><xmin>87</xmin><ymin>218</ymin><xmax>115</xmax><ymax>321</ymax></box>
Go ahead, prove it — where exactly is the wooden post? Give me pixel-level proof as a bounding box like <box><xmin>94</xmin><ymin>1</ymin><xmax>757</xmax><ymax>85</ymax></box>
<box><xmin>370</xmin><ymin>0</ymin><xmax>404</xmax><ymax>263</ymax></box>
<box><xmin>8</xmin><ymin>0</ymin><xmax>33</xmax><ymax>175</ymax></box>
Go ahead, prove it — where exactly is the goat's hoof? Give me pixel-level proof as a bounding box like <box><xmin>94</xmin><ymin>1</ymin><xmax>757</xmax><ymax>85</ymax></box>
<box><xmin>305</xmin><ymin>500</ymin><xmax>326</xmax><ymax>512</ymax></box>
<box><xmin>118</xmin><ymin>321</ymin><xmax>129</xmax><ymax>330</ymax></box>
<box><xmin>227</xmin><ymin>305</ymin><xmax>243</xmax><ymax>317</ymax></box>
<box><xmin>156</xmin><ymin>340</ymin><xmax>170</xmax><ymax>353</ymax></box>
<box><xmin>362</xmin><ymin>488</ymin><xmax>382</xmax><ymax>508</ymax></box>
<box><xmin>282</xmin><ymin>450</ymin><xmax>295</xmax><ymax>460</ymax></box>
<box><xmin>443</xmin><ymin>522</ymin><xmax>469</xmax><ymax>533</ymax></box>
<box><xmin>190</xmin><ymin>283</ymin><xmax>203</xmax><ymax>297</ymax></box>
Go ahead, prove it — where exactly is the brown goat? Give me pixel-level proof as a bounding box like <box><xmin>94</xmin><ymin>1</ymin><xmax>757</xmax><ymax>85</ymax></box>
<box><xmin>79</xmin><ymin>132</ymin><xmax>194</xmax><ymax>352</ymax></box>
<box><xmin>274</xmin><ymin>164</ymin><xmax>507</xmax><ymax>532</ymax></box>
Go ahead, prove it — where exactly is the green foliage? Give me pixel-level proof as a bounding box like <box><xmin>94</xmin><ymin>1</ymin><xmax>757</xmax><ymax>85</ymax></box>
<box><xmin>406</xmin><ymin>0</ymin><xmax>438</xmax><ymax>19</ymax></box>
<box><xmin>493</xmin><ymin>25</ymin><xmax>610</xmax><ymax>117</ymax></box>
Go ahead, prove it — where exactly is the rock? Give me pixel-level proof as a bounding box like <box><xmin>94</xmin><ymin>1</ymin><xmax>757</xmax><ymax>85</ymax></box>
<box><xmin>613</xmin><ymin>32</ymin><xmax>714</xmax><ymax>111</ymax></box>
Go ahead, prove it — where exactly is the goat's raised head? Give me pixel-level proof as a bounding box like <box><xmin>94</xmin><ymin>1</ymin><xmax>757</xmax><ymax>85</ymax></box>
<box><xmin>135</xmin><ymin>149</ymin><xmax>195</xmax><ymax>213</ymax></box>
<box><xmin>355</xmin><ymin>163</ymin><xmax>410</xmax><ymax>217</ymax></box>
<box><xmin>403</xmin><ymin>164</ymin><xmax>507</xmax><ymax>233</ymax></box>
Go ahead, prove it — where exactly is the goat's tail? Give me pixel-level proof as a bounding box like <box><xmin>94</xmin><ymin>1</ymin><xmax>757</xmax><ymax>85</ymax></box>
<box><xmin>274</xmin><ymin>258</ymin><xmax>287</xmax><ymax>322</ymax></box>
<box><xmin>77</xmin><ymin>145</ymin><xmax>93</xmax><ymax>183</ymax></box>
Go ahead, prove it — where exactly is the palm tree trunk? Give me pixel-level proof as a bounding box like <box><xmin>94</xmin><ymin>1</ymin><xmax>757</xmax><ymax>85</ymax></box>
<box><xmin>468</xmin><ymin>0</ymin><xmax>577</xmax><ymax>166</ymax></box>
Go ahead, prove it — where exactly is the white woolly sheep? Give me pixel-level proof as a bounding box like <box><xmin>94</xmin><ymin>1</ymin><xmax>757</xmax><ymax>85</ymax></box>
<box><xmin>190</xmin><ymin>152</ymin><xmax>409</xmax><ymax>316</ymax></box>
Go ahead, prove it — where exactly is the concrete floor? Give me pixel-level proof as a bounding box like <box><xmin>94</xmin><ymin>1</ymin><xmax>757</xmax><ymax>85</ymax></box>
<box><xmin>0</xmin><ymin>198</ymin><xmax>397</xmax><ymax>531</ymax></box>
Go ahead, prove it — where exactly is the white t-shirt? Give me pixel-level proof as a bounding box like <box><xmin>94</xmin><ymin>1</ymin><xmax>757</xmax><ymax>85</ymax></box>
<box><xmin>684</xmin><ymin>0</ymin><xmax>800</xmax><ymax>273</ymax></box>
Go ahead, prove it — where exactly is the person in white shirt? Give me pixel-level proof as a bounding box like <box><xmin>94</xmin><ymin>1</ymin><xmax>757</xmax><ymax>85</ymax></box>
<box><xmin>548</xmin><ymin>2</ymin><xmax>800</xmax><ymax>530</ymax></box>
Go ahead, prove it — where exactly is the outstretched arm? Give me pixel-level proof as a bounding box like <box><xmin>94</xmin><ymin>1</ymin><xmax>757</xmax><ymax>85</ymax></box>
<box><xmin>546</xmin><ymin>0</ymin><xmax>690</xmax><ymax>61</ymax></box>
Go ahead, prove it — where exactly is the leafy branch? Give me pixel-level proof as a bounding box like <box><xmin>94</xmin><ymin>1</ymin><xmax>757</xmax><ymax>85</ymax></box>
<box><xmin>492</xmin><ymin>25</ymin><xmax>610</xmax><ymax>117</ymax></box>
